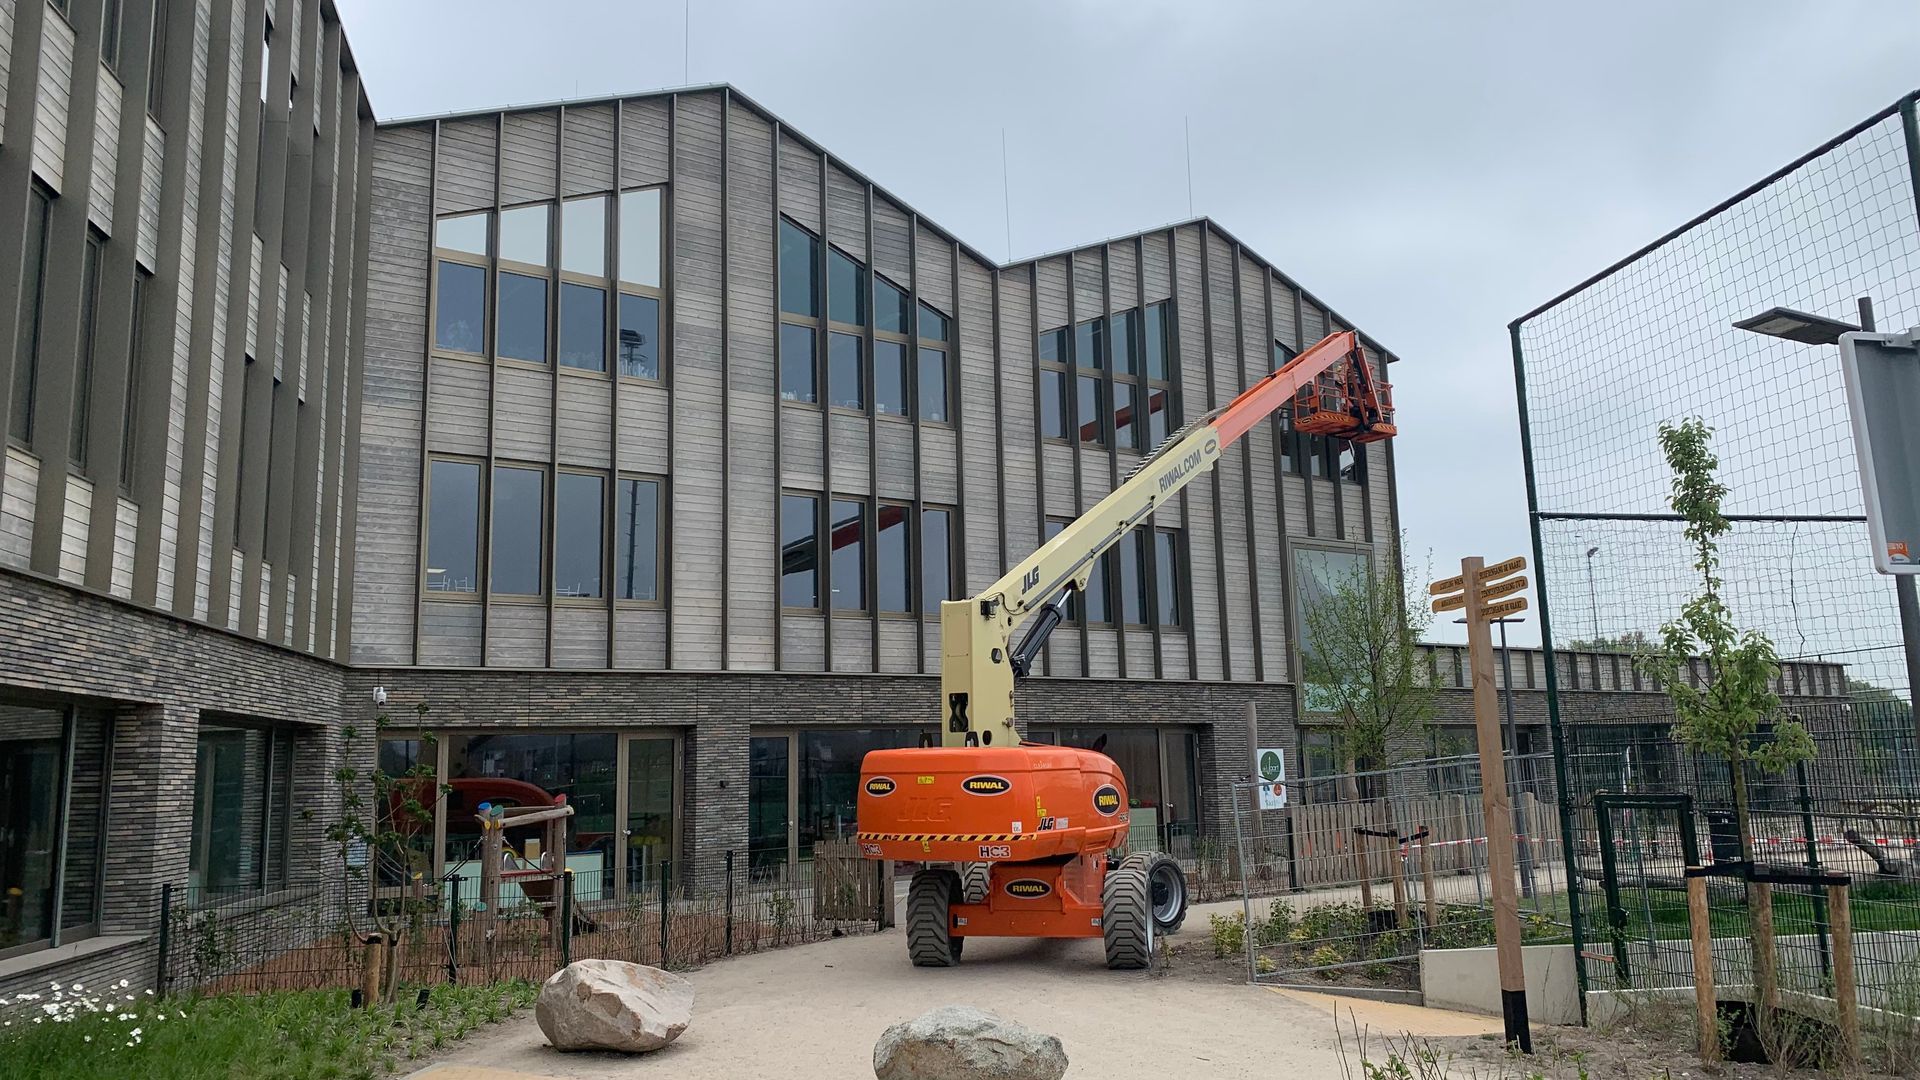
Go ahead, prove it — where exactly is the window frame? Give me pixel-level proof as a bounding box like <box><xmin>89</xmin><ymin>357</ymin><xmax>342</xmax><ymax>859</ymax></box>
<box><xmin>613</xmin><ymin>472</ymin><xmax>667</xmax><ymax>606</ymax></box>
<box><xmin>876</xmin><ymin>499</ymin><xmax>914</xmax><ymax>618</ymax></box>
<box><xmin>828</xmin><ymin>495</ymin><xmax>870</xmax><ymax>615</ymax></box>
<box><xmin>778</xmin><ymin>217</ymin><xmax>824</xmax><ymax>406</ymax></box>
<box><xmin>1141</xmin><ymin>301</ymin><xmax>1176</xmax><ymax>449</ymax></box>
<box><xmin>71</xmin><ymin>230</ymin><xmax>105</xmax><ymax>474</ymax></box>
<box><xmin>489</xmin><ymin>461</ymin><xmax>548</xmax><ymax>601</ymax></box>
<box><xmin>555</xmin><ymin>193</ymin><xmax>612</xmax><ymax>377</ymax></box>
<box><xmin>552</xmin><ymin>467</ymin><xmax>607</xmax><ymax>602</ymax></box>
<box><xmin>780</xmin><ymin>490</ymin><xmax>823</xmax><ymax>611</ymax></box>
<box><xmin>188</xmin><ymin>717</ymin><xmax>296</xmax><ymax>900</ymax></box>
<box><xmin>0</xmin><ymin>699</ymin><xmax>112</xmax><ymax>960</ymax></box>
<box><xmin>430</xmin><ymin>209</ymin><xmax>492</xmax><ymax>361</ymax></box>
<box><xmin>1152</xmin><ymin>526</ymin><xmax>1186</xmax><ymax>627</ymax></box>
<box><xmin>119</xmin><ymin>268</ymin><xmax>150</xmax><ymax>496</ymax></box>
<box><xmin>422</xmin><ymin>453</ymin><xmax>485</xmax><ymax>600</ymax></box>
<box><xmin>919</xmin><ymin>504</ymin><xmax>956</xmax><ymax>620</ymax></box>
<box><xmin>916</xmin><ymin>300</ymin><xmax>952</xmax><ymax>427</ymax></box>
<box><xmin>493</xmin><ymin>200</ymin><xmax>553</xmax><ymax>369</ymax></box>
<box><xmin>9</xmin><ymin>184</ymin><xmax>53</xmax><ymax>451</ymax></box>
<box><xmin>616</xmin><ymin>185</ymin><xmax>667</xmax><ymax>383</ymax></box>
<box><xmin>1288</xmin><ymin>539</ymin><xmax>1376</xmax><ymax>706</ymax></box>
<box><xmin>873</xmin><ymin>273</ymin><xmax>912</xmax><ymax>421</ymax></box>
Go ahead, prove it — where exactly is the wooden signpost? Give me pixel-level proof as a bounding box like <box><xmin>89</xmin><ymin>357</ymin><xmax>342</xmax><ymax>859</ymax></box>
<box><xmin>1432</xmin><ymin>556</ymin><xmax>1532</xmax><ymax>1054</ymax></box>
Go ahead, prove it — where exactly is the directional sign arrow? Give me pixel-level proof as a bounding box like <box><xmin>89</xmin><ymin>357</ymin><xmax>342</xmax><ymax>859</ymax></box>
<box><xmin>1480</xmin><ymin>596</ymin><xmax>1529</xmax><ymax>621</ymax></box>
<box><xmin>1480</xmin><ymin>575</ymin><xmax>1528</xmax><ymax>602</ymax></box>
<box><xmin>1429</xmin><ymin>574</ymin><xmax>1465</xmax><ymax>596</ymax></box>
<box><xmin>1432</xmin><ymin>592</ymin><xmax>1467</xmax><ymax>613</ymax></box>
<box><xmin>1477</xmin><ymin>556</ymin><xmax>1527</xmax><ymax>583</ymax></box>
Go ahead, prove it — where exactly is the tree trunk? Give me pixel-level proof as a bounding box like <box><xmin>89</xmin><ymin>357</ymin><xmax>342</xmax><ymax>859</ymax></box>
<box><xmin>1345</xmin><ymin>755</ymin><xmax>1374</xmax><ymax>909</ymax></box>
<box><xmin>1730</xmin><ymin>764</ymin><xmax>1779</xmax><ymax>1011</ymax></box>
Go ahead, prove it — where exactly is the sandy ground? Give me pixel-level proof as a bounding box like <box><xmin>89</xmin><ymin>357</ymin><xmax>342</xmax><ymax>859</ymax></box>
<box><xmin>409</xmin><ymin>913</ymin><xmax>1506</xmax><ymax>1080</ymax></box>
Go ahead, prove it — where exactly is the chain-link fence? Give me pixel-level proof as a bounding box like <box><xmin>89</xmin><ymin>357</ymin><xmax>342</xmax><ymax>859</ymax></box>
<box><xmin>156</xmin><ymin>848</ymin><xmax>890</xmax><ymax>996</ymax></box>
<box><xmin>1225</xmin><ymin>752</ymin><xmax>1569</xmax><ymax>987</ymax></box>
<box><xmin>1513</xmin><ymin>90</ymin><xmax>1920</xmax><ymax>1027</ymax></box>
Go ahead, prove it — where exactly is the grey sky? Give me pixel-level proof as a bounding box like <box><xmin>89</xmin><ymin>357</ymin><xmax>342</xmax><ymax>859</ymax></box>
<box><xmin>336</xmin><ymin>0</ymin><xmax>1920</xmax><ymax>646</ymax></box>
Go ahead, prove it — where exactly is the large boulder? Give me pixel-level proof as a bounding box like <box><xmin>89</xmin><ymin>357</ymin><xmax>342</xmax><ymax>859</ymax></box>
<box><xmin>535</xmin><ymin>959</ymin><xmax>693</xmax><ymax>1053</ymax></box>
<box><xmin>873</xmin><ymin>1006</ymin><xmax>1067</xmax><ymax>1080</ymax></box>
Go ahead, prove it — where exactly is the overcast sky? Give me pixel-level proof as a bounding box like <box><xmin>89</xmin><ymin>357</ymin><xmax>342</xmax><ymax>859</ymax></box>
<box><xmin>335</xmin><ymin>0</ymin><xmax>1920</xmax><ymax>646</ymax></box>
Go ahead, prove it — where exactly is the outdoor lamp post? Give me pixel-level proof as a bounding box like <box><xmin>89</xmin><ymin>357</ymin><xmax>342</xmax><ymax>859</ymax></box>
<box><xmin>1735</xmin><ymin>296</ymin><xmax>1920</xmax><ymax>735</ymax></box>
<box><xmin>1584</xmin><ymin>545</ymin><xmax>1600</xmax><ymax>641</ymax></box>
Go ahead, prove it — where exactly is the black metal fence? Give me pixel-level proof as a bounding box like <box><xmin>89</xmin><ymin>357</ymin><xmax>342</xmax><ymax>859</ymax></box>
<box><xmin>156</xmin><ymin>849</ymin><xmax>890</xmax><ymax>996</ymax></box>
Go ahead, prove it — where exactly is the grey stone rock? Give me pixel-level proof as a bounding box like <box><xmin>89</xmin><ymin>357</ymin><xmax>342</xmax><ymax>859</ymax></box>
<box><xmin>873</xmin><ymin>1005</ymin><xmax>1068</xmax><ymax>1080</ymax></box>
<box><xmin>535</xmin><ymin>959</ymin><xmax>694</xmax><ymax>1053</ymax></box>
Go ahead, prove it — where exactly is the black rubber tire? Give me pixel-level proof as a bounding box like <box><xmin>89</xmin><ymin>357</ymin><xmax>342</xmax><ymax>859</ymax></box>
<box><xmin>1123</xmin><ymin>851</ymin><xmax>1190</xmax><ymax>935</ymax></box>
<box><xmin>1102</xmin><ymin>862</ymin><xmax>1154</xmax><ymax>970</ymax></box>
<box><xmin>907</xmin><ymin>869</ymin><xmax>962</xmax><ymax>967</ymax></box>
<box><xmin>959</xmin><ymin>861</ymin><xmax>990</xmax><ymax>904</ymax></box>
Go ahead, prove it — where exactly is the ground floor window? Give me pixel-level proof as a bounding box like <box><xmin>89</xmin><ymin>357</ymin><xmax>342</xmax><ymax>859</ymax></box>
<box><xmin>749</xmin><ymin>727</ymin><xmax>931</xmax><ymax>876</ymax></box>
<box><xmin>1</xmin><ymin>701</ymin><xmax>109</xmax><ymax>958</ymax></box>
<box><xmin>1029</xmin><ymin>725</ymin><xmax>1202</xmax><ymax>853</ymax></box>
<box><xmin>189</xmin><ymin>718</ymin><xmax>294</xmax><ymax>896</ymax></box>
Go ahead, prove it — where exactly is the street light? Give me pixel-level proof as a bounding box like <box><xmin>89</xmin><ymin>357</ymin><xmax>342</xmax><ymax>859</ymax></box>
<box><xmin>1584</xmin><ymin>545</ymin><xmax>1600</xmax><ymax>642</ymax></box>
<box><xmin>1737</xmin><ymin>295</ymin><xmax>1920</xmax><ymax>726</ymax></box>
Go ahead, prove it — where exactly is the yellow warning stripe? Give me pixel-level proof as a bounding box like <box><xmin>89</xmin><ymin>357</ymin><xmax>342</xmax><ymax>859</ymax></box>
<box><xmin>856</xmin><ymin>832</ymin><xmax>1036</xmax><ymax>843</ymax></box>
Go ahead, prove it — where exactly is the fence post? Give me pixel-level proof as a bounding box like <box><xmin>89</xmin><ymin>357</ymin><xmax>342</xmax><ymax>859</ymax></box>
<box><xmin>1794</xmin><ymin>761</ymin><xmax>1831</xmax><ymax>985</ymax></box>
<box><xmin>1828</xmin><ymin>879</ymin><xmax>1859</xmax><ymax>1069</ymax></box>
<box><xmin>447</xmin><ymin>875</ymin><xmax>461</xmax><ymax>985</ymax></box>
<box><xmin>560</xmin><ymin>869</ymin><xmax>574</xmax><ymax>968</ymax></box>
<box><xmin>1685</xmin><ymin>869</ymin><xmax>1720</xmax><ymax>1062</ymax></box>
<box><xmin>154</xmin><ymin>882</ymin><xmax>173</xmax><ymax>997</ymax></box>
<box><xmin>1230</xmin><ymin>782</ymin><xmax>1257</xmax><ymax>982</ymax></box>
<box><xmin>1387</xmin><ymin>806</ymin><xmax>1409</xmax><ymax>928</ymax></box>
<box><xmin>658</xmin><ymin>859</ymin><xmax>671</xmax><ymax>968</ymax></box>
<box><xmin>1420</xmin><ymin>829</ymin><xmax>1438</xmax><ymax>928</ymax></box>
<box><xmin>724</xmin><ymin>850</ymin><xmax>735</xmax><ymax>956</ymax></box>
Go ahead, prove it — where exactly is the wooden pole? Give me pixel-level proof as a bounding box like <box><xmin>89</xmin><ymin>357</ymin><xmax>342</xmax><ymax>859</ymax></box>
<box><xmin>1463</xmin><ymin>556</ymin><xmax>1530</xmax><ymax>1053</ymax></box>
<box><xmin>362</xmin><ymin>932</ymin><xmax>387</xmax><ymax>1008</ymax></box>
<box><xmin>1686</xmin><ymin>871</ymin><xmax>1720</xmax><ymax>1063</ymax></box>
<box><xmin>1420</xmin><ymin>828</ymin><xmax>1438</xmax><ymax>927</ymax></box>
<box><xmin>1827</xmin><ymin>882</ymin><xmax>1859</xmax><ymax>1068</ymax></box>
<box><xmin>1751</xmin><ymin>881</ymin><xmax>1780</xmax><ymax>1013</ymax></box>
<box><xmin>1387</xmin><ymin>804</ymin><xmax>1409</xmax><ymax>928</ymax></box>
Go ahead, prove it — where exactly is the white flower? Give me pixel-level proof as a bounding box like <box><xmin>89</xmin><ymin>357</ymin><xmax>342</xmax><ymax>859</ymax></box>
<box><xmin>117</xmin><ymin>979</ymin><xmax>129</xmax><ymax>989</ymax></box>
<box><xmin>176</xmin><ymin>1011</ymin><xmax>185</xmax><ymax>1019</ymax></box>
<box><xmin>130</xmin><ymin>1028</ymin><xmax>142</xmax><ymax>1038</ymax></box>
<box><xmin>144</xmin><ymin>989</ymin><xmax>154</xmax><ymax>997</ymax></box>
<box><xmin>83</xmin><ymin>1035</ymin><xmax>92</xmax><ymax>1043</ymax></box>
<box><xmin>72</xmin><ymin>983</ymin><xmax>83</xmax><ymax>992</ymax></box>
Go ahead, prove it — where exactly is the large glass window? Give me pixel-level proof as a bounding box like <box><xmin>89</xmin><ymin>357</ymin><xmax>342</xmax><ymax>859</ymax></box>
<box><xmin>560</xmin><ymin>196</ymin><xmax>607</xmax><ymax>277</ymax></box>
<box><xmin>442</xmin><ymin>733</ymin><xmax>616</xmax><ymax>873</ymax></box>
<box><xmin>1145</xmin><ymin>301</ymin><xmax>1172</xmax><ymax>381</ymax></box>
<box><xmin>921</xmin><ymin>507</ymin><xmax>953</xmax><ymax>614</ymax></box>
<box><xmin>875</xmin><ymin>276</ymin><xmax>910</xmax><ymax>335</ymax></box>
<box><xmin>496</xmin><ymin>272</ymin><xmax>548</xmax><ymax>364</ymax></box>
<box><xmin>828</xmin><ymin>248</ymin><xmax>866</xmax><ymax>327</ymax></box>
<box><xmin>559</xmin><ymin>282</ymin><xmax>605</xmax><ymax>372</ymax></box>
<box><xmin>190</xmin><ymin>719</ymin><xmax>293</xmax><ymax>896</ymax></box>
<box><xmin>435</xmin><ymin>262</ymin><xmax>486</xmax><ymax>354</ymax></box>
<box><xmin>917</xmin><ymin>302</ymin><xmax>948</xmax><ymax>345</ymax></box>
<box><xmin>918</xmin><ymin>348</ymin><xmax>948</xmax><ymax>423</ymax></box>
<box><xmin>436</xmin><ymin>211</ymin><xmax>489</xmax><ymax>256</ymax></box>
<box><xmin>10</xmin><ymin>187</ymin><xmax>52</xmax><ymax>446</ymax></box>
<box><xmin>426</xmin><ymin>459</ymin><xmax>481</xmax><ymax>593</ymax></box>
<box><xmin>1039</xmin><ymin>370</ymin><xmax>1067</xmax><ymax>440</ymax></box>
<box><xmin>828</xmin><ymin>331</ymin><xmax>864</xmax><ymax>411</ymax></box>
<box><xmin>797</xmin><ymin>728</ymin><xmax>924</xmax><ymax>853</ymax></box>
<box><xmin>554</xmin><ymin>472</ymin><xmax>604</xmax><ymax>599</ymax></box>
<box><xmin>830</xmin><ymin>497</ymin><xmax>867</xmax><ymax>612</ymax></box>
<box><xmin>617</xmin><ymin>188</ymin><xmax>663</xmax><ymax>289</ymax></box>
<box><xmin>1113</xmin><ymin>380</ymin><xmax>1135</xmax><ymax>450</ymax></box>
<box><xmin>1057</xmin><ymin>726</ymin><xmax>1159</xmax><ymax>817</ymax></box>
<box><xmin>626</xmin><ymin>737</ymin><xmax>677</xmax><ymax>890</ymax></box>
<box><xmin>875</xmin><ymin>340</ymin><xmax>908</xmax><ymax>418</ymax></box>
<box><xmin>1154</xmin><ymin>528</ymin><xmax>1183</xmax><ymax>626</ymax></box>
<box><xmin>498</xmin><ymin>204</ymin><xmax>551</xmax><ymax>266</ymax></box>
<box><xmin>877</xmin><ymin>502</ymin><xmax>910</xmax><ymax>614</ymax></box>
<box><xmin>1119</xmin><ymin>530</ymin><xmax>1148</xmax><ymax>626</ymax></box>
<box><xmin>748</xmin><ymin>735</ymin><xmax>790</xmax><ymax>873</ymax></box>
<box><xmin>1074</xmin><ymin>317</ymin><xmax>1104</xmax><ymax>370</ymax></box>
<box><xmin>615</xmin><ymin>476</ymin><xmax>662</xmax><ymax>601</ymax></box>
<box><xmin>778</xmin><ymin>218</ymin><xmax>819</xmax><ymax>318</ymax></box>
<box><xmin>491</xmin><ymin>465</ymin><xmax>546</xmax><ymax>596</ymax></box>
<box><xmin>780</xmin><ymin>493</ymin><xmax>819</xmax><ymax>607</ymax></box>
<box><xmin>72</xmin><ymin>233</ymin><xmax>103</xmax><ymax>470</ymax></box>
<box><xmin>1</xmin><ymin>703</ymin><xmax>108</xmax><ymax>957</ymax></box>
<box><xmin>779</xmin><ymin>323</ymin><xmax>816</xmax><ymax>403</ymax></box>
<box><xmin>1338</xmin><ymin>438</ymin><xmax>1365</xmax><ymax>486</ymax></box>
<box><xmin>617</xmin><ymin>293</ymin><xmax>660</xmax><ymax>380</ymax></box>
<box><xmin>1110</xmin><ymin>309</ymin><xmax>1137</xmax><ymax>375</ymax></box>
<box><xmin>1077</xmin><ymin>373</ymin><xmax>1105</xmax><ymax>445</ymax></box>
<box><xmin>1295</xmin><ymin>547</ymin><xmax>1368</xmax><ymax>670</ymax></box>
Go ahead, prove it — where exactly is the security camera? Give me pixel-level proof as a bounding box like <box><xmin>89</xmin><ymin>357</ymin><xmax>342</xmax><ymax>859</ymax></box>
<box><xmin>373</xmin><ymin>686</ymin><xmax>388</xmax><ymax>707</ymax></box>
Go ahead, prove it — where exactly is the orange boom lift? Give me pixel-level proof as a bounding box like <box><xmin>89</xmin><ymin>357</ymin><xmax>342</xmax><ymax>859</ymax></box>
<box><xmin>856</xmin><ymin>331</ymin><xmax>1395</xmax><ymax>968</ymax></box>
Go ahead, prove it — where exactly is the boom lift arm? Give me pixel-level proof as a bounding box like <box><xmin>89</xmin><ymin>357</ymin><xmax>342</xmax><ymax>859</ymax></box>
<box><xmin>938</xmin><ymin>330</ymin><xmax>1393</xmax><ymax>748</ymax></box>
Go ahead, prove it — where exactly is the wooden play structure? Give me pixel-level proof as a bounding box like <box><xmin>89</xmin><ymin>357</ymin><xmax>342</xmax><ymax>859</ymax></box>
<box><xmin>476</xmin><ymin>796</ymin><xmax>576</xmax><ymax>948</ymax></box>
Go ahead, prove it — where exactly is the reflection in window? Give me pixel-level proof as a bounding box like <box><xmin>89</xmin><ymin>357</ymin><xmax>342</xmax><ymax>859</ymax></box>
<box><xmin>491</xmin><ymin>466</ymin><xmax>545</xmax><ymax>596</ymax></box>
<box><xmin>796</xmin><ymin>728</ymin><xmax>927</xmax><ymax>853</ymax></box>
<box><xmin>1145</xmin><ymin>302</ymin><xmax>1172</xmax><ymax>381</ymax></box>
<box><xmin>1295</xmin><ymin>547</ymin><xmax>1368</xmax><ymax>670</ymax></box>
<box><xmin>498</xmin><ymin>203</ymin><xmax>550</xmax><ymax>265</ymax></box>
<box><xmin>617</xmin><ymin>293</ymin><xmax>660</xmax><ymax>379</ymax></box>
<box><xmin>618</xmin><ymin>188</ymin><xmax>663</xmax><ymax>288</ymax></box>
<box><xmin>778</xmin><ymin>218</ymin><xmax>819</xmax><ymax>318</ymax></box>
<box><xmin>435</xmin><ymin>262</ymin><xmax>486</xmax><ymax>354</ymax></box>
<box><xmin>830</xmin><ymin>498</ymin><xmax>866</xmax><ymax>612</ymax></box>
<box><xmin>443</xmin><ymin>733</ymin><xmax>616</xmax><ymax>870</ymax></box>
<box><xmin>1</xmin><ymin>704</ymin><xmax>108</xmax><ymax>950</ymax></box>
<box><xmin>918</xmin><ymin>348</ymin><xmax>947</xmax><ymax>423</ymax></box>
<box><xmin>554</xmin><ymin>472</ymin><xmax>604</xmax><ymax>598</ymax></box>
<box><xmin>1038</xmin><ymin>327</ymin><xmax>1068</xmax><ymax>365</ymax></box>
<box><xmin>875</xmin><ymin>340</ymin><xmax>908</xmax><ymax>418</ymax></box>
<box><xmin>1155</xmin><ymin>528</ymin><xmax>1183</xmax><ymax>626</ymax></box>
<box><xmin>1147</xmin><ymin>387</ymin><xmax>1169</xmax><ymax>447</ymax></box>
<box><xmin>917</xmin><ymin>302</ymin><xmax>948</xmax><ymax>343</ymax></box>
<box><xmin>559</xmin><ymin>282</ymin><xmax>605</xmax><ymax>372</ymax></box>
<box><xmin>427</xmin><ymin>459</ymin><xmax>481</xmax><ymax>593</ymax></box>
<box><xmin>922</xmin><ymin>507</ymin><xmax>952</xmax><ymax>614</ymax></box>
<box><xmin>828</xmin><ymin>331</ymin><xmax>864</xmax><ymax>410</ymax></box>
<box><xmin>1120</xmin><ymin>530</ymin><xmax>1148</xmax><ymax>625</ymax></box>
<box><xmin>1111</xmin><ymin>309</ymin><xmax>1137</xmax><ymax>374</ymax></box>
<box><xmin>1338</xmin><ymin>438</ymin><xmax>1365</xmax><ymax>486</ymax></box>
<box><xmin>190</xmin><ymin>720</ymin><xmax>293</xmax><ymax>894</ymax></box>
<box><xmin>615</xmin><ymin>477</ymin><xmax>662</xmax><ymax>601</ymax></box>
<box><xmin>435</xmin><ymin>211</ymin><xmax>489</xmax><ymax>256</ymax></box>
<box><xmin>1113</xmin><ymin>380</ymin><xmax>1135</xmax><ymax>450</ymax></box>
<box><xmin>780</xmin><ymin>323</ymin><xmax>816</xmax><ymax>403</ymax></box>
<box><xmin>497</xmin><ymin>272</ymin><xmax>548</xmax><ymax>364</ymax></box>
<box><xmin>561</xmin><ymin>196</ymin><xmax>607</xmax><ymax>277</ymax></box>
<box><xmin>780</xmin><ymin>493</ymin><xmax>819</xmax><ymax>607</ymax></box>
<box><xmin>1040</xmin><ymin>370</ymin><xmax>1067</xmax><ymax>440</ymax></box>
<box><xmin>1077</xmin><ymin>374</ymin><xmax>1104</xmax><ymax>445</ymax></box>
<box><xmin>829</xmin><ymin>249</ymin><xmax>866</xmax><ymax>327</ymax></box>
<box><xmin>1085</xmin><ymin>552</ymin><xmax>1112</xmax><ymax>624</ymax></box>
<box><xmin>748</xmin><ymin>735</ymin><xmax>789</xmax><ymax>871</ymax></box>
<box><xmin>1057</xmin><ymin>726</ymin><xmax>1161</xmax><ymax>819</ymax></box>
<box><xmin>1074</xmin><ymin>317</ymin><xmax>1104</xmax><ymax>369</ymax></box>
<box><xmin>875</xmin><ymin>276</ymin><xmax>910</xmax><ymax>334</ymax></box>
<box><xmin>877</xmin><ymin>503</ymin><xmax>909</xmax><ymax>613</ymax></box>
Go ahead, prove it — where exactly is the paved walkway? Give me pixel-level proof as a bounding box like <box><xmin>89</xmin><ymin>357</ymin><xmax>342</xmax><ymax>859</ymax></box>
<box><xmin>411</xmin><ymin>913</ymin><xmax>1504</xmax><ymax>1079</ymax></box>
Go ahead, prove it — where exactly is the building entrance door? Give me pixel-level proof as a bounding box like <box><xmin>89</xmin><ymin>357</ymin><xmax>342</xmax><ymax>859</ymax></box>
<box><xmin>619</xmin><ymin>735</ymin><xmax>679</xmax><ymax>896</ymax></box>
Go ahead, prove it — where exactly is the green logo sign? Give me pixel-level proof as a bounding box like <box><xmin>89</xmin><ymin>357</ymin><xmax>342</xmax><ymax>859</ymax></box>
<box><xmin>1259</xmin><ymin>750</ymin><xmax>1283</xmax><ymax>782</ymax></box>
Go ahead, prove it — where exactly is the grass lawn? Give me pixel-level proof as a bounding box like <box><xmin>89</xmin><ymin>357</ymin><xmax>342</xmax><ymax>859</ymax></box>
<box><xmin>0</xmin><ymin>979</ymin><xmax>536</xmax><ymax>1080</ymax></box>
<box><xmin>1545</xmin><ymin>879</ymin><xmax>1920</xmax><ymax>941</ymax></box>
